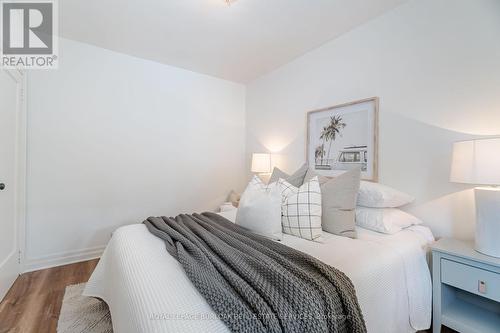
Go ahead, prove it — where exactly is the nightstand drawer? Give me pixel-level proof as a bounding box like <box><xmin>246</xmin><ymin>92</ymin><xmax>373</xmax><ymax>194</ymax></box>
<box><xmin>441</xmin><ymin>258</ymin><xmax>500</xmax><ymax>303</ymax></box>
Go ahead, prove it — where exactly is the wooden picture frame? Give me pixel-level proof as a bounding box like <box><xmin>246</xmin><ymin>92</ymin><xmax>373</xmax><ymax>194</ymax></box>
<box><xmin>306</xmin><ymin>97</ymin><xmax>379</xmax><ymax>181</ymax></box>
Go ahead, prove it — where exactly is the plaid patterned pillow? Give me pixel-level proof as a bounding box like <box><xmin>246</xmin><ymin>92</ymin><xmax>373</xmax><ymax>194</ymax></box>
<box><xmin>278</xmin><ymin>176</ymin><xmax>322</xmax><ymax>241</ymax></box>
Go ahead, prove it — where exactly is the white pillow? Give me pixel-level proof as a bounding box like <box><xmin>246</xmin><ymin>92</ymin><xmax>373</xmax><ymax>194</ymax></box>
<box><xmin>357</xmin><ymin>181</ymin><xmax>414</xmax><ymax>208</ymax></box>
<box><xmin>235</xmin><ymin>176</ymin><xmax>282</xmax><ymax>240</ymax></box>
<box><xmin>279</xmin><ymin>176</ymin><xmax>322</xmax><ymax>241</ymax></box>
<box><xmin>355</xmin><ymin>207</ymin><xmax>422</xmax><ymax>234</ymax></box>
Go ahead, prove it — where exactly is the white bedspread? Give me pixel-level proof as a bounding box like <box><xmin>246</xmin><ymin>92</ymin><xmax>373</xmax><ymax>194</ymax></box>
<box><xmin>84</xmin><ymin>210</ymin><xmax>433</xmax><ymax>333</ymax></box>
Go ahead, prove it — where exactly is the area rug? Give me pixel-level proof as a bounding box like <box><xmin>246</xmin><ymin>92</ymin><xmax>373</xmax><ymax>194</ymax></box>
<box><xmin>57</xmin><ymin>283</ymin><xmax>113</xmax><ymax>333</ymax></box>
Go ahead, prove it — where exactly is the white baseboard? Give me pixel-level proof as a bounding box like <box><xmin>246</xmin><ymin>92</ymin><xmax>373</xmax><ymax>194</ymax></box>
<box><xmin>23</xmin><ymin>246</ymin><xmax>105</xmax><ymax>273</ymax></box>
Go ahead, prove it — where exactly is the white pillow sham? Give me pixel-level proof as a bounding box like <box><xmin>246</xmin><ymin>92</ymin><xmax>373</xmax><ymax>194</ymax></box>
<box><xmin>355</xmin><ymin>207</ymin><xmax>422</xmax><ymax>234</ymax></box>
<box><xmin>357</xmin><ymin>181</ymin><xmax>414</xmax><ymax>208</ymax></box>
<box><xmin>235</xmin><ymin>176</ymin><xmax>282</xmax><ymax>240</ymax></box>
<box><xmin>279</xmin><ymin>176</ymin><xmax>322</xmax><ymax>241</ymax></box>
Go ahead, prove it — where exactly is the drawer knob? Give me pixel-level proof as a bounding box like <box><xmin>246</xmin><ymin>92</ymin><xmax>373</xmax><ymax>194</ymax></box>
<box><xmin>478</xmin><ymin>280</ymin><xmax>487</xmax><ymax>294</ymax></box>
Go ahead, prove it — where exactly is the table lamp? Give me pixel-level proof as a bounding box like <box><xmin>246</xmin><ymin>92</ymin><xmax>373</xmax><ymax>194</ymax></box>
<box><xmin>251</xmin><ymin>153</ymin><xmax>271</xmax><ymax>174</ymax></box>
<box><xmin>450</xmin><ymin>138</ymin><xmax>500</xmax><ymax>257</ymax></box>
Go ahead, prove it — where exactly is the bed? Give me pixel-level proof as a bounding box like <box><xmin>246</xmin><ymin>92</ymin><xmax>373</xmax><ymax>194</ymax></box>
<box><xmin>84</xmin><ymin>209</ymin><xmax>434</xmax><ymax>333</ymax></box>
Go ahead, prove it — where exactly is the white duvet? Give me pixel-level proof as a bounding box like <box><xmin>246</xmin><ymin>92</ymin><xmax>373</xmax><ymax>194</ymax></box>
<box><xmin>84</xmin><ymin>210</ymin><xmax>433</xmax><ymax>333</ymax></box>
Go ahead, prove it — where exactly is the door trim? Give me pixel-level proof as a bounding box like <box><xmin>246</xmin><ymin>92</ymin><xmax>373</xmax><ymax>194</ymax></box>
<box><xmin>4</xmin><ymin>69</ymin><xmax>27</xmax><ymax>271</ymax></box>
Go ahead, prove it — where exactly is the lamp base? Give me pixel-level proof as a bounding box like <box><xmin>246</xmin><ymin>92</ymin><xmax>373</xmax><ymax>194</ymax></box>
<box><xmin>474</xmin><ymin>187</ymin><xmax>500</xmax><ymax>258</ymax></box>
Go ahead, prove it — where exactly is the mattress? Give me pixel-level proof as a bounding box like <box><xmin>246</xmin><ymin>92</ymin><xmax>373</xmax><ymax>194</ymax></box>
<box><xmin>84</xmin><ymin>209</ymin><xmax>434</xmax><ymax>333</ymax></box>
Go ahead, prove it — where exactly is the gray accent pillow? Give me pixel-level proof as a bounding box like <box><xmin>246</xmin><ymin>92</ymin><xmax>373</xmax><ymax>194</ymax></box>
<box><xmin>268</xmin><ymin>163</ymin><xmax>308</xmax><ymax>187</ymax></box>
<box><xmin>319</xmin><ymin>168</ymin><xmax>361</xmax><ymax>238</ymax></box>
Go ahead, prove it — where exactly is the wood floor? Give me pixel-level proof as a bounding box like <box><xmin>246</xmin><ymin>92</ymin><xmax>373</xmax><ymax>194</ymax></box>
<box><xmin>0</xmin><ymin>258</ymin><xmax>456</xmax><ymax>333</ymax></box>
<box><xmin>0</xmin><ymin>259</ymin><xmax>98</xmax><ymax>333</ymax></box>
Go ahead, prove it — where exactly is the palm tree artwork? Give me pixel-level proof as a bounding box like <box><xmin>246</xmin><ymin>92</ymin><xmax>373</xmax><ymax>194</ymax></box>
<box><xmin>317</xmin><ymin>115</ymin><xmax>346</xmax><ymax>168</ymax></box>
<box><xmin>315</xmin><ymin>144</ymin><xmax>326</xmax><ymax>165</ymax></box>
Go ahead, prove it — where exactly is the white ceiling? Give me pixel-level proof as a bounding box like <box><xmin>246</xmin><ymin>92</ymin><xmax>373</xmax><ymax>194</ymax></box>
<box><xmin>60</xmin><ymin>0</ymin><xmax>406</xmax><ymax>83</ymax></box>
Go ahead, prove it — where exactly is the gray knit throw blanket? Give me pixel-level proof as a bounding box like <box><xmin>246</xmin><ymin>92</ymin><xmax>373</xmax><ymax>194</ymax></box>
<box><xmin>144</xmin><ymin>212</ymin><xmax>366</xmax><ymax>333</ymax></box>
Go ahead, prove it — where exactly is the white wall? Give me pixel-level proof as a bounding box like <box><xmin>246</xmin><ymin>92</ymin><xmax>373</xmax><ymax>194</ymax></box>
<box><xmin>246</xmin><ymin>0</ymin><xmax>500</xmax><ymax>240</ymax></box>
<box><xmin>26</xmin><ymin>38</ymin><xmax>246</xmax><ymax>270</ymax></box>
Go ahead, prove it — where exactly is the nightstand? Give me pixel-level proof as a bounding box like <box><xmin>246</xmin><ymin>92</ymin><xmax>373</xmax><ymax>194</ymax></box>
<box><xmin>431</xmin><ymin>238</ymin><xmax>500</xmax><ymax>333</ymax></box>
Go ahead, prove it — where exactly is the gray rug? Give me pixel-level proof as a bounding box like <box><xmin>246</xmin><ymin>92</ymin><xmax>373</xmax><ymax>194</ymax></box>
<box><xmin>57</xmin><ymin>283</ymin><xmax>113</xmax><ymax>333</ymax></box>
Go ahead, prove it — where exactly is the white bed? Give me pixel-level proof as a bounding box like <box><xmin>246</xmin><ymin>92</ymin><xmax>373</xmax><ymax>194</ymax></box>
<box><xmin>84</xmin><ymin>209</ymin><xmax>434</xmax><ymax>333</ymax></box>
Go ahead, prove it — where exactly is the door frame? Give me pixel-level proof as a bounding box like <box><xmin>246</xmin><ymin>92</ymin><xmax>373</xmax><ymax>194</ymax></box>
<box><xmin>3</xmin><ymin>68</ymin><xmax>27</xmax><ymax>272</ymax></box>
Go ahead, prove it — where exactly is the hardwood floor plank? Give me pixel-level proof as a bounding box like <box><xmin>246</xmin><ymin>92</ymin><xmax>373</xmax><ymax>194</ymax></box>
<box><xmin>0</xmin><ymin>259</ymin><xmax>98</xmax><ymax>333</ymax></box>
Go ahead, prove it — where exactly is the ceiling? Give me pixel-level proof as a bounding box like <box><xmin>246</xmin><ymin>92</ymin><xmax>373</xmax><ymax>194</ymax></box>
<box><xmin>60</xmin><ymin>0</ymin><xmax>406</xmax><ymax>83</ymax></box>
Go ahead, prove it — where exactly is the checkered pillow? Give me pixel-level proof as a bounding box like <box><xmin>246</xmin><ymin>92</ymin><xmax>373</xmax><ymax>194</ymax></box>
<box><xmin>279</xmin><ymin>176</ymin><xmax>322</xmax><ymax>241</ymax></box>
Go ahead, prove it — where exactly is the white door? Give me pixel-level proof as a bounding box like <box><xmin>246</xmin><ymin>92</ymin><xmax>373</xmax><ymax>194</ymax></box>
<box><xmin>0</xmin><ymin>69</ymin><xmax>24</xmax><ymax>301</ymax></box>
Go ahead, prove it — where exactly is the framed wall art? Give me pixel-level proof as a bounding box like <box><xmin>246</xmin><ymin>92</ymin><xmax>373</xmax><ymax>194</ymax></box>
<box><xmin>307</xmin><ymin>97</ymin><xmax>378</xmax><ymax>181</ymax></box>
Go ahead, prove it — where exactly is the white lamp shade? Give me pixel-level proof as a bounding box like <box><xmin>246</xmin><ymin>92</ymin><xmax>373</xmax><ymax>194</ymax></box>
<box><xmin>251</xmin><ymin>153</ymin><xmax>271</xmax><ymax>173</ymax></box>
<box><xmin>450</xmin><ymin>138</ymin><xmax>500</xmax><ymax>185</ymax></box>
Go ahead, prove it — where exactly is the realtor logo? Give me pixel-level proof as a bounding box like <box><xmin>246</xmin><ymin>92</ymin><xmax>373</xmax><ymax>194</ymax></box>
<box><xmin>1</xmin><ymin>0</ymin><xmax>58</xmax><ymax>69</ymax></box>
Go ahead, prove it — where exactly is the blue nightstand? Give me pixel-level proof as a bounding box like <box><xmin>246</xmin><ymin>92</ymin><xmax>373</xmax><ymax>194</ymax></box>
<box><xmin>431</xmin><ymin>238</ymin><xmax>500</xmax><ymax>333</ymax></box>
